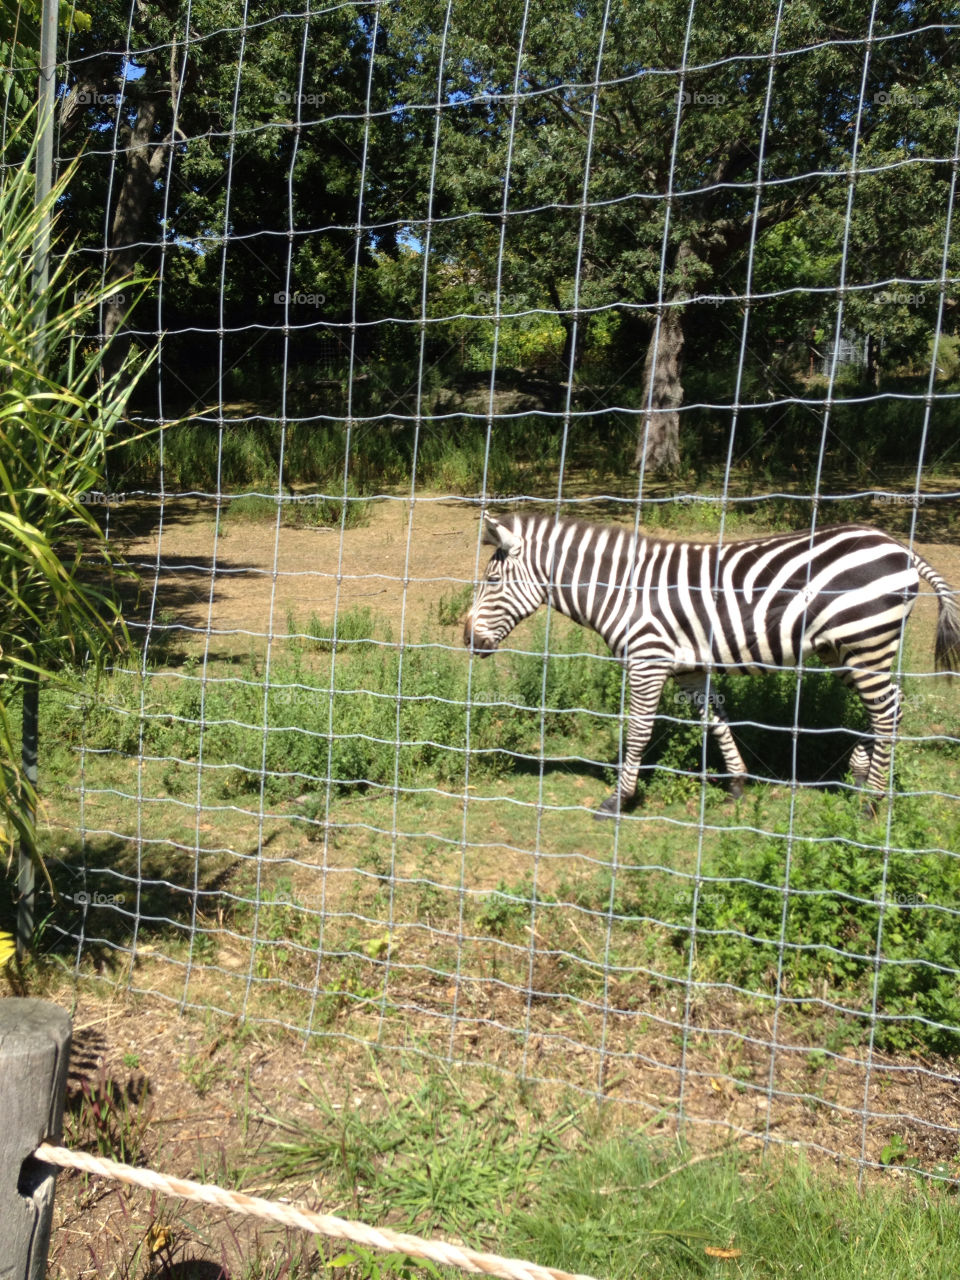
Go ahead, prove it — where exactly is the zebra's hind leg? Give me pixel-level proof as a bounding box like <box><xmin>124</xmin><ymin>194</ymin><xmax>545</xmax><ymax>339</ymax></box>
<box><xmin>822</xmin><ymin>646</ymin><xmax>873</xmax><ymax>792</ymax></box>
<box><xmin>837</xmin><ymin>660</ymin><xmax>903</xmax><ymax>814</ymax></box>
<box><xmin>594</xmin><ymin>662</ymin><xmax>670</xmax><ymax>820</ymax></box>
<box><xmin>675</xmin><ymin>673</ymin><xmax>748</xmax><ymax>799</ymax></box>
<box><xmin>595</xmin><ymin>792</ymin><xmax>624</xmax><ymax>819</ymax></box>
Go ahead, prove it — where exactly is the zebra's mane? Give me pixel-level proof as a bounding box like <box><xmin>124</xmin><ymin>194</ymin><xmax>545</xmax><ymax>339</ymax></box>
<box><xmin>498</xmin><ymin>511</ymin><xmax>885</xmax><ymax>554</ymax></box>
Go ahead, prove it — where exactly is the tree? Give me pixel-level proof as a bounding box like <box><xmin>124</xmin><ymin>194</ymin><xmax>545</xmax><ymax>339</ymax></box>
<box><xmin>53</xmin><ymin>0</ymin><xmax>960</xmax><ymax>472</ymax></box>
<box><xmin>379</xmin><ymin>0</ymin><xmax>959</xmax><ymax>471</ymax></box>
<box><xmin>57</xmin><ymin>0</ymin><xmax>405</xmax><ymax>411</ymax></box>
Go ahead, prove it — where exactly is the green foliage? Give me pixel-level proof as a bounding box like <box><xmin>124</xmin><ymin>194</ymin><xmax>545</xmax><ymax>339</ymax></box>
<box><xmin>223</xmin><ymin>486</ymin><xmax>369</xmax><ymax>530</ymax></box>
<box><xmin>326</xmin><ymin>1247</ymin><xmax>441</xmax><ymax>1280</ymax></box>
<box><xmin>67</xmin><ymin>632</ymin><xmax>545</xmax><ymax>805</ymax></box>
<box><xmin>689</xmin><ymin>815</ymin><xmax>960</xmax><ymax>1053</ymax></box>
<box><xmin>435</xmin><ymin>583</ymin><xmax>474</xmax><ymax>628</ymax></box>
<box><xmin>255</xmin><ymin>1070</ymin><xmax>575</xmax><ymax>1241</ymax></box>
<box><xmin>43</xmin><ymin>1</ymin><xmax>960</xmax><ymax>478</ymax></box>
<box><xmin>0</xmin><ymin>113</ymin><xmax>153</xmax><ymax>865</ymax></box>
<box><xmin>505</xmin><ymin>619</ymin><xmax>624</xmax><ymax>734</ymax></box>
<box><xmin>474</xmin><ymin>879</ymin><xmax>534</xmax><ymax>937</ymax></box>
<box><xmin>305</xmin><ymin>606</ymin><xmax>380</xmax><ymax>651</ymax></box>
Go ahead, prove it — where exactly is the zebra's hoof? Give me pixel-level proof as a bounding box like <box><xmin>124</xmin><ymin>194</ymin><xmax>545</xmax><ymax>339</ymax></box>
<box><xmin>728</xmin><ymin>775</ymin><xmax>746</xmax><ymax>800</ymax></box>
<box><xmin>594</xmin><ymin>794</ymin><xmax>622</xmax><ymax>821</ymax></box>
<box><xmin>860</xmin><ymin>798</ymin><xmax>879</xmax><ymax>820</ymax></box>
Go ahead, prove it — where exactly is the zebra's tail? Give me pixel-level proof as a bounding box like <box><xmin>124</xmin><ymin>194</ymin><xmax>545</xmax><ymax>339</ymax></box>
<box><xmin>912</xmin><ymin>551</ymin><xmax>960</xmax><ymax>673</ymax></box>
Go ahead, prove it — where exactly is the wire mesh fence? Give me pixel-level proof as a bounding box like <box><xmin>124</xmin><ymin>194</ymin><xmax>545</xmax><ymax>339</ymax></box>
<box><xmin>11</xmin><ymin>0</ymin><xmax>960</xmax><ymax>1178</ymax></box>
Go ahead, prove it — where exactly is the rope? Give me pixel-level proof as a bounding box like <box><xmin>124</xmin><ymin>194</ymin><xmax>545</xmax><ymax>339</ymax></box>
<box><xmin>35</xmin><ymin>1143</ymin><xmax>602</xmax><ymax>1280</ymax></box>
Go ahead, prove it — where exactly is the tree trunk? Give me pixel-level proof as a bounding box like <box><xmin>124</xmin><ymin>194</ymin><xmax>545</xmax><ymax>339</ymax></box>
<box><xmin>547</xmin><ymin>281</ymin><xmax>585</xmax><ymax>382</ymax></box>
<box><xmin>633</xmin><ymin>300</ymin><xmax>684</xmax><ymax>473</ymax></box>
<box><xmin>864</xmin><ymin>332</ymin><xmax>881</xmax><ymax>387</ymax></box>
<box><xmin>104</xmin><ymin>86</ymin><xmax>165</xmax><ymax>372</ymax></box>
<box><xmin>633</xmin><ymin>236</ymin><xmax>699</xmax><ymax>474</ymax></box>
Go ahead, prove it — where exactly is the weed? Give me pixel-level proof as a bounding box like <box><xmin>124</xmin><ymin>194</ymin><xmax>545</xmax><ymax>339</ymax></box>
<box><xmin>689</xmin><ymin>818</ymin><xmax>960</xmax><ymax>1053</ymax></box>
<box><xmin>223</xmin><ymin>487</ymin><xmax>370</xmax><ymax>530</ymax></box>
<box><xmin>255</xmin><ymin>1069</ymin><xmax>576</xmax><ymax>1241</ymax></box>
<box><xmin>474</xmin><ymin>879</ymin><xmax>534</xmax><ymax>938</ymax></box>
<box><xmin>436</xmin><ymin>582</ymin><xmax>474</xmax><ymax>628</ymax></box>
<box><xmin>65</xmin><ymin>1061</ymin><xmax>153</xmax><ymax>1165</ymax></box>
<box><xmin>307</xmin><ymin>606</ymin><xmax>379</xmax><ymax>651</ymax></box>
<box><xmin>326</xmin><ymin>1246</ymin><xmax>442</xmax><ymax>1280</ymax></box>
<box><xmin>880</xmin><ymin>1132</ymin><xmax>915</xmax><ymax>1167</ymax></box>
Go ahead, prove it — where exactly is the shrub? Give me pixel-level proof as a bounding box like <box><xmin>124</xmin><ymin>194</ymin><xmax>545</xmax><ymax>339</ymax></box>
<box><xmin>689</xmin><ymin>812</ymin><xmax>960</xmax><ymax>1053</ymax></box>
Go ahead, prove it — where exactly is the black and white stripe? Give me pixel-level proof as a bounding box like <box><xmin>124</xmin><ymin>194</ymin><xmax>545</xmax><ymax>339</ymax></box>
<box><xmin>464</xmin><ymin>514</ymin><xmax>960</xmax><ymax>817</ymax></box>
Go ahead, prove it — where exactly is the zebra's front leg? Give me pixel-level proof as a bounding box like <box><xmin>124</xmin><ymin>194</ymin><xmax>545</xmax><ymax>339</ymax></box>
<box><xmin>849</xmin><ymin>743</ymin><xmax>870</xmax><ymax>788</ymax></box>
<box><xmin>675</xmin><ymin>673</ymin><xmax>748</xmax><ymax>799</ymax></box>
<box><xmin>595</xmin><ymin>663</ymin><xmax>670</xmax><ymax>820</ymax></box>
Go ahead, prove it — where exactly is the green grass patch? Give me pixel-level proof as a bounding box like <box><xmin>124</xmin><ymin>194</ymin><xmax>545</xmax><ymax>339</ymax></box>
<box><xmin>222</xmin><ymin>486</ymin><xmax>369</xmax><ymax>529</ymax></box>
<box><xmin>248</xmin><ymin>1066</ymin><xmax>960</xmax><ymax>1280</ymax></box>
<box><xmin>509</xmin><ymin>1131</ymin><xmax>960</xmax><ymax>1280</ymax></box>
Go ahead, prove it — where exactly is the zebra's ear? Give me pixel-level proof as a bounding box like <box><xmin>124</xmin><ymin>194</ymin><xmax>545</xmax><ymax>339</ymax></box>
<box><xmin>482</xmin><ymin>515</ymin><xmax>523</xmax><ymax>557</ymax></box>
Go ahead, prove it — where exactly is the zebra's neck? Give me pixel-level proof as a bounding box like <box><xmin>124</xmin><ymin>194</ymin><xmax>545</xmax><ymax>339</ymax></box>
<box><xmin>531</xmin><ymin>516</ymin><xmax>645</xmax><ymax>645</ymax></box>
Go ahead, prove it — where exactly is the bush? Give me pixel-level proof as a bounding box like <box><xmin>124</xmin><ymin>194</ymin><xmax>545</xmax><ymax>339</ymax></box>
<box><xmin>690</xmin><ymin>810</ymin><xmax>960</xmax><ymax>1053</ymax></box>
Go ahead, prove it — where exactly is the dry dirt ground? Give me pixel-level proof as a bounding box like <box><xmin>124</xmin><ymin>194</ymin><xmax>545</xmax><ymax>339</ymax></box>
<box><xmin>27</xmin><ymin>495</ymin><xmax>960</xmax><ymax>1276</ymax></box>
<box><xmin>109</xmin><ymin>495</ymin><xmax>483</xmax><ymax>650</ymax></box>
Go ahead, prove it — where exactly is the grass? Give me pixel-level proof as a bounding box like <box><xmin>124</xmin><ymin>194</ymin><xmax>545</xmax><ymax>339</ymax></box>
<box><xmin>22</xmin><ymin>593</ymin><xmax>960</xmax><ymax>1064</ymax></box>
<box><xmin>223</xmin><ymin>487</ymin><xmax>371</xmax><ymax>530</ymax></box>
<box><xmin>509</xmin><ymin>1130</ymin><xmax>960</xmax><ymax>1280</ymax></box>
<box><xmin>56</xmin><ymin>1049</ymin><xmax>957</xmax><ymax>1280</ymax></box>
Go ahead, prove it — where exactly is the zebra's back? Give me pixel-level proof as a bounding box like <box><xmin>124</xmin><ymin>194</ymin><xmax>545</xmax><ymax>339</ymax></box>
<box><xmin>535</xmin><ymin>519</ymin><xmax>920</xmax><ymax>673</ymax></box>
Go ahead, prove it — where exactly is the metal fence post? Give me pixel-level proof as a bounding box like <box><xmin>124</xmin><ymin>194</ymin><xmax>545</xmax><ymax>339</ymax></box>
<box><xmin>0</xmin><ymin>999</ymin><xmax>72</xmax><ymax>1280</ymax></box>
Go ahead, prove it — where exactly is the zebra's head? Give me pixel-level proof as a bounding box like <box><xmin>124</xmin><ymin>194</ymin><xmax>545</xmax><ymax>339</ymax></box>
<box><xmin>464</xmin><ymin>515</ymin><xmax>546</xmax><ymax>656</ymax></box>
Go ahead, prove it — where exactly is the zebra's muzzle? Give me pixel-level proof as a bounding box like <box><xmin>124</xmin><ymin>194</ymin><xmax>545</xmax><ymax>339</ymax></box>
<box><xmin>463</xmin><ymin>620</ymin><xmax>498</xmax><ymax>655</ymax></box>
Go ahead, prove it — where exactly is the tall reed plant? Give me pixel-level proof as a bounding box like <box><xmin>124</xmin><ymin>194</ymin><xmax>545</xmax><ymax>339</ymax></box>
<box><xmin>0</xmin><ymin>115</ymin><xmax>153</xmax><ymax>876</ymax></box>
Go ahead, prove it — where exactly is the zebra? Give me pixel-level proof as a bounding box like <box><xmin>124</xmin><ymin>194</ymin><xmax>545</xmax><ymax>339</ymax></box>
<box><xmin>463</xmin><ymin>513</ymin><xmax>960</xmax><ymax>818</ymax></box>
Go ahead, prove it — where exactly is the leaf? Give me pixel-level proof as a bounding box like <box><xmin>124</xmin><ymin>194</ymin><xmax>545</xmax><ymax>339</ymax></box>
<box><xmin>361</xmin><ymin>933</ymin><xmax>392</xmax><ymax>958</ymax></box>
<box><xmin>327</xmin><ymin>1250</ymin><xmax>368</xmax><ymax>1270</ymax></box>
<box><xmin>0</xmin><ymin>931</ymin><xmax>15</xmax><ymax>967</ymax></box>
<box><xmin>704</xmin><ymin>1245</ymin><xmax>742</xmax><ymax>1259</ymax></box>
<box><xmin>145</xmin><ymin>1221</ymin><xmax>174</xmax><ymax>1254</ymax></box>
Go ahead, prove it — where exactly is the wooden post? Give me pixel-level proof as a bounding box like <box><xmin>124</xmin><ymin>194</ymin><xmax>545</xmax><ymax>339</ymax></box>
<box><xmin>0</xmin><ymin>999</ymin><xmax>72</xmax><ymax>1280</ymax></box>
